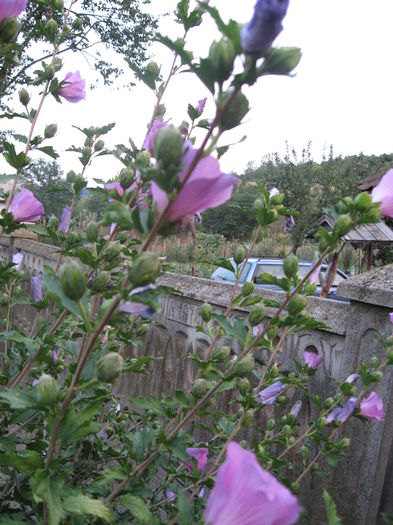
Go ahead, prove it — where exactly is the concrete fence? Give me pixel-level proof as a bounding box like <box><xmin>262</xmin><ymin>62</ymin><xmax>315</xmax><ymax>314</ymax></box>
<box><xmin>1</xmin><ymin>236</ymin><xmax>393</xmax><ymax>524</ymax></box>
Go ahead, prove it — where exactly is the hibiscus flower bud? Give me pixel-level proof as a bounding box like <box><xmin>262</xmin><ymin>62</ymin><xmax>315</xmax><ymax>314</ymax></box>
<box><xmin>36</xmin><ymin>374</ymin><xmax>60</xmax><ymax>405</ymax></box>
<box><xmin>234</xmin><ymin>245</ymin><xmax>246</xmax><ymax>265</ymax></box>
<box><xmin>261</xmin><ymin>47</ymin><xmax>302</xmax><ymax>75</ymax></box>
<box><xmin>283</xmin><ymin>254</ymin><xmax>298</xmax><ymax>278</ymax></box>
<box><xmin>208</xmin><ymin>38</ymin><xmax>236</xmax><ymax>83</ymax></box>
<box><xmin>119</xmin><ymin>168</ymin><xmax>135</xmax><ymax>190</ymax></box>
<box><xmin>18</xmin><ymin>88</ymin><xmax>30</xmax><ymax>106</ymax></box>
<box><xmin>287</xmin><ymin>295</ymin><xmax>307</xmax><ymax>316</ymax></box>
<box><xmin>60</xmin><ymin>260</ymin><xmax>86</xmax><ymax>301</ymax></box>
<box><xmin>200</xmin><ymin>302</ymin><xmax>213</xmax><ymax>323</ymax></box>
<box><xmin>128</xmin><ymin>253</ymin><xmax>160</xmax><ymax>287</ymax></box>
<box><xmin>96</xmin><ymin>352</ymin><xmax>124</xmax><ymax>382</ymax></box>
<box><xmin>91</xmin><ymin>271</ymin><xmax>111</xmax><ymax>293</ymax></box>
<box><xmin>333</xmin><ymin>214</ymin><xmax>353</xmax><ymax>236</ymax></box>
<box><xmin>238</xmin><ymin>377</ymin><xmax>251</xmax><ymax>395</ymax></box>
<box><xmin>153</xmin><ymin>125</ymin><xmax>184</xmax><ymax>167</ymax></box>
<box><xmin>0</xmin><ymin>17</ymin><xmax>19</xmax><ymax>43</ymax></box>
<box><xmin>354</xmin><ymin>191</ymin><xmax>372</xmax><ymax>211</ymax></box>
<box><xmin>44</xmin><ymin>123</ymin><xmax>57</xmax><ymax>139</ymax></box>
<box><xmin>219</xmin><ymin>89</ymin><xmax>249</xmax><ymax>131</ymax></box>
<box><xmin>136</xmin><ymin>150</ymin><xmax>150</xmax><ymax>166</ymax></box>
<box><xmin>72</xmin><ymin>17</ymin><xmax>83</xmax><ymax>30</ymax></box>
<box><xmin>212</xmin><ymin>345</ymin><xmax>231</xmax><ymax>363</ymax></box>
<box><xmin>249</xmin><ymin>304</ymin><xmax>266</xmax><ymax>326</ymax></box>
<box><xmin>45</xmin><ymin>18</ymin><xmax>58</xmax><ymax>41</ymax></box>
<box><xmin>233</xmin><ymin>355</ymin><xmax>255</xmax><ymax>376</ymax></box>
<box><xmin>94</xmin><ymin>139</ymin><xmax>105</xmax><ymax>152</ymax></box>
<box><xmin>103</xmin><ymin>241</ymin><xmax>122</xmax><ymax>262</ymax></box>
<box><xmin>48</xmin><ymin>215</ymin><xmax>58</xmax><ymax>230</ymax></box>
<box><xmin>242</xmin><ymin>281</ymin><xmax>255</xmax><ymax>296</ymax></box>
<box><xmin>86</xmin><ymin>221</ymin><xmax>99</xmax><ymax>243</ymax></box>
<box><xmin>145</xmin><ymin>61</ymin><xmax>160</xmax><ymax>80</ymax></box>
<box><xmin>192</xmin><ymin>378</ymin><xmax>209</xmax><ymax>398</ymax></box>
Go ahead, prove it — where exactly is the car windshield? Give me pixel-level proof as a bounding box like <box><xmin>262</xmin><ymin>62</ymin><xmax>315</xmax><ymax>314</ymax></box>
<box><xmin>254</xmin><ymin>263</ymin><xmax>346</xmax><ymax>287</ymax></box>
<box><xmin>211</xmin><ymin>261</ymin><xmax>251</xmax><ymax>284</ymax></box>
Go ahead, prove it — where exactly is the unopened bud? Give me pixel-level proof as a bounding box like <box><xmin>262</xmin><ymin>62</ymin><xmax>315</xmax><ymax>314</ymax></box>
<box><xmin>238</xmin><ymin>377</ymin><xmax>250</xmax><ymax>395</ymax></box>
<box><xmin>94</xmin><ymin>139</ymin><xmax>105</xmax><ymax>152</ymax></box>
<box><xmin>283</xmin><ymin>254</ymin><xmax>298</xmax><ymax>278</ymax></box>
<box><xmin>86</xmin><ymin>221</ymin><xmax>98</xmax><ymax>243</ymax></box>
<box><xmin>287</xmin><ymin>295</ymin><xmax>307</xmax><ymax>316</ymax></box>
<box><xmin>354</xmin><ymin>192</ymin><xmax>372</xmax><ymax>211</ymax></box>
<box><xmin>200</xmin><ymin>302</ymin><xmax>213</xmax><ymax>323</ymax></box>
<box><xmin>44</xmin><ymin>123</ymin><xmax>57</xmax><ymax>138</ymax></box>
<box><xmin>0</xmin><ymin>17</ymin><xmax>19</xmax><ymax>43</ymax></box>
<box><xmin>219</xmin><ymin>89</ymin><xmax>249</xmax><ymax>131</ymax></box>
<box><xmin>36</xmin><ymin>374</ymin><xmax>60</xmax><ymax>405</ymax></box>
<box><xmin>18</xmin><ymin>88</ymin><xmax>30</xmax><ymax>106</ymax></box>
<box><xmin>104</xmin><ymin>241</ymin><xmax>121</xmax><ymax>262</ymax></box>
<box><xmin>324</xmin><ymin>397</ymin><xmax>334</xmax><ymax>409</ymax></box>
<box><xmin>129</xmin><ymin>253</ymin><xmax>160</xmax><ymax>286</ymax></box>
<box><xmin>234</xmin><ymin>245</ymin><xmax>246</xmax><ymax>265</ymax></box>
<box><xmin>249</xmin><ymin>304</ymin><xmax>266</xmax><ymax>326</ymax></box>
<box><xmin>212</xmin><ymin>345</ymin><xmax>230</xmax><ymax>362</ymax></box>
<box><xmin>146</xmin><ymin>61</ymin><xmax>160</xmax><ymax>80</ymax></box>
<box><xmin>45</xmin><ymin>19</ymin><xmax>58</xmax><ymax>41</ymax></box>
<box><xmin>60</xmin><ymin>260</ymin><xmax>86</xmax><ymax>301</ymax></box>
<box><xmin>192</xmin><ymin>378</ymin><xmax>209</xmax><ymax>398</ymax></box>
<box><xmin>208</xmin><ymin>38</ymin><xmax>235</xmax><ymax>83</ymax></box>
<box><xmin>72</xmin><ymin>17</ymin><xmax>83</xmax><ymax>30</ymax></box>
<box><xmin>48</xmin><ymin>215</ymin><xmax>58</xmax><ymax>230</ymax></box>
<box><xmin>96</xmin><ymin>352</ymin><xmax>124</xmax><ymax>382</ymax></box>
<box><xmin>153</xmin><ymin>125</ymin><xmax>184</xmax><ymax>167</ymax></box>
<box><xmin>262</xmin><ymin>47</ymin><xmax>301</xmax><ymax>75</ymax></box>
<box><xmin>136</xmin><ymin>150</ymin><xmax>150</xmax><ymax>166</ymax></box>
<box><xmin>66</xmin><ymin>170</ymin><xmax>77</xmax><ymax>184</ymax></box>
<box><xmin>91</xmin><ymin>271</ymin><xmax>111</xmax><ymax>293</ymax></box>
<box><xmin>119</xmin><ymin>168</ymin><xmax>135</xmax><ymax>190</ymax></box>
<box><xmin>243</xmin><ymin>409</ymin><xmax>254</xmax><ymax>427</ymax></box>
<box><xmin>333</xmin><ymin>214</ymin><xmax>353</xmax><ymax>236</ymax></box>
<box><xmin>233</xmin><ymin>355</ymin><xmax>255</xmax><ymax>376</ymax></box>
<box><xmin>371</xmin><ymin>371</ymin><xmax>383</xmax><ymax>382</ymax></box>
<box><xmin>338</xmin><ymin>438</ymin><xmax>350</xmax><ymax>448</ymax></box>
<box><xmin>254</xmin><ymin>198</ymin><xmax>264</xmax><ymax>210</ymax></box>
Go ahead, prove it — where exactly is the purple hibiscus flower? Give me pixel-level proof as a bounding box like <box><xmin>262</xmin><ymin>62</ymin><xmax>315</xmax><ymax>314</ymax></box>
<box><xmin>58</xmin><ymin>205</ymin><xmax>71</xmax><ymax>233</ymax></box>
<box><xmin>31</xmin><ymin>275</ymin><xmax>43</xmax><ymax>303</ymax></box>
<box><xmin>59</xmin><ymin>71</ymin><xmax>86</xmax><ymax>103</ymax></box>
<box><xmin>303</xmin><ymin>351</ymin><xmax>323</xmax><ymax>369</ymax></box>
<box><xmin>0</xmin><ymin>0</ymin><xmax>27</xmax><ymax>23</ymax></box>
<box><xmin>326</xmin><ymin>397</ymin><xmax>357</xmax><ymax>424</ymax></box>
<box><xmin>371</xmin><ymin>169</ymin><xmax>393</xmax><ymax>218</ymax></box>
<box><xmin>10</xmin><ymin>188</ymin><xmax>45</xmax><ymax>223</ymax></box>
<box><xmin>186</xmin><ymin>447</ymin><xmax>208</xmax><ymax>472</ymax></box>
<box><xmin>205</xmin><ymin>442</ymin><xmax>300</xmax><ymax>525</ymax></box>
<box><xmin>241</xmin><ymin>0</ymin><xmax>290</xmax><ymax>54</ymax></box>
<box><xmin>360</xmin><ymin>392</ymin><xmax>384</xmax><ymax>421</ymax></box>
<box><xmin>256</xmin><ymin>381</ymin><xmax>285</xmax><ymax>405</ymax></box>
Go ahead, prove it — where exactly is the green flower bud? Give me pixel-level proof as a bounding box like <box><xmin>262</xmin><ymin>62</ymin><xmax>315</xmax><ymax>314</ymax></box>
<box><xmin>36</xmin><ymin>374</ymin><xmax>60</xmax><ymax>405</ymax></box>
<box><xmin>242</xmin><ymin>281</ymin><xmax>255</xmax><ymax>296</ymax></box>
<box><xmin>86</xmin><ymin>221</ymin><xmax>99</xmax><ymax>243</ymax></box>
<box><xmin>18</xmin><ymin>88</ymin><xmax>30</xmax><ymax>106</ymax></box>
<box><xmin>324</xmin><ymin>397</ymin><xmax>334</xmax><ymax>409</ymax></box>
<box><xmin>338</xmin><ymin>438</ymin><xmax>350</xmax><ymax>448</ymax></box>
<box><xmin>45</xmin><ymin>19</ymin><xmax>58</xmax><ymax>41</ymax></box>
<box><xmin>200</xmin><ymin>302</ymin><xmax>213</xmax><ymax>322</ymax></box>
<box><xmin>369</xmin><ymin>356</ymin><xmax>378</xmax><ymax>368</ymax></box>
<box><xmin>146</xmin><ymin>61</ymin><xmax>160</xmax><ymax>80</ymax></box>
<box><xmin>44</xmin><ymin>123</ymin><xmax>57</xmax><ymax>139</ymax></box>
<box><xmin>282</xmin><ymin>424</ymin><xmax>291</xmax><ymax>437</ymax></box>
<box><xmin>118</xmin><ymin>231</ymin><xmax>128</xmax><ymax>244</ymax></box>
<box><xmin>192</xmin><ymin>378</ymin><xmax>209</xmax><ymax>398</ymax></box>
<box><xmin>157</xmin><ymin>103</ymin><xmax>166</xmax><ymax>116</ymax></box>
<box><xmin>136</xmin><ymin>150</ymin><xmax>151</xmax><ymax>166</ymax></box>
<box><xmin>212</xmin><ymin>345</ymin><xmax>231</xmax><ymax>362</ymax></box>
<box><xmin>219</xmin><ymin>89</ymin><xmax>249</xmax><ymax>131</ymax></box>
<box><xmin>54</xmin><ymin>0</ymin><xmax>63</xmax><ymax>10</ymax></box>
<box><xmin>288</xmin><ymin>436</ymin><xmax>295</xmax><ymax>445</ymax></box>
<box><xmin>94</xmin><ymin>139</ymin><xmax>105</xmax><ymax>152</ymax></box>
<box><xmin>119</xmin><ymin>168</ymin><xmax>135</xmax><ymax>190</ymax></box>
<box><xmin>103</xmin><ymin>241</ymin><xmax>122</xmax><ymax>262</ymax></box>
<box><xmin>267</xmin><ymin>419</ymin><xmax>275</xmax><ymax>431</ymax></box>
<box><xmin>13</xmin><ymin>285</ymin><xmax>23</xmax><ymax>297</ymax></box>
<box><xmin>386</xmin><ymin>336</ymin><xmax>393</xmax><ymax>347</ymax></box>
<box><xmin>283</xmin><ymin>254</ymin><xmax>298</xmax><ymax>279</ymax></box>
<box><xmin>287</xmin><ymin>295</ymin><xmax>307</xmax><ymax>316</ymax></box>
<box><xmin>66</xmin><ymin>170</ymin><xmax>77</xmax><ymax>184</ymax></box>
<box><xmin>300</xmin><ymin>446</ymin><xmax>309</xmax><ymax>460</ymax></box>
<box><xmin>248</xmin><ymin>304</ymin><xmax>266</xmax><ymax>326</ymax></box>
<box><xmin>82</xmin><ymin>146</ymin><xmax>91</xmax><ymax>158</ymax></box>
<box><xmin>0</xmin><ymin>293</ymin><xmax>9</xmax><ymax>306</ymax></box>
<box><xmin>271</xmin><ymin>364</ymin><xmax>279</xmax><ymax>377</ymax></box>
<box><xmin>354</xmin><ymin>192</ymin><xmax>372</xmax><ymax>211</ymax></box>
<box><xmin>333</xmin><ymin>214</ymin><xmax>353</xmax><ymax>236</ymax></box>
<box><xmin>72</xmin><ymin>17</ymin><xmax>83</xmax><ymax>30</ymax></box>
<box><xmin>96</xmin><ymin>352</ymin><xmax>124</xmax><ymax>382</ymax></box>
<box><xmin>238</xmin><ymin>377</ymin><xmax>250</xmax><ymax>395</ymax></box>
<box><xmin>129</xmin><ymin>253</ymin><xmax>160</xmax><ymax>286</ymax></box>
<box><xmin>261</xmin><ymin>47</ymin><xmax>302</xmax><ymax>75</ymax></box>
<box><xmin>48</xmin><ymin>215</ymin><xmax>59</xmax><ymax>230</ymax></box>
<box><xmin>208</xmin><ymin>38</ymin><xmax>235</xmax><ymax>83</ymax></box>
<box><xmin>0</xmin><ymin>17</ymin><xmax>19</xmax><ymax>43</ymax></box>
<box><xmin>291</xmin><ymin>481</ymin><xmax>300</xmax><ymax>492</ymax></box>
<box><xmin>233</xmin><ymin>355</ymin><xmax>255</xmax><ymax>376</ymax></box>
<box><xmin>254</xmin><ymin>198</ymin><xmax>264</xmax><ymax>210</ymax></box>
<box><xmin>243</xmin><ymin>409</ymin><xmax>254</xmax><ymax>427</ymax></box>
<box><xmin>387</xmin><ymin>352</ymin><xmax>393</xmax><ymax>365</ymax></box>
<box><xmin>92</xmin><ymin>271</ymin><xmax>111</xmax><ymax>293</ymax></box>
<box><xmin>153</xmin><ymin>125</ymin><xmax>184</xmax><ymax>167</ymax></box>
<box><xmin>270</xmin><ymin>193</ymin><xmax>284</xmax><ymax>205</ymax></box>
<box><xmin>371</xmin><ymin>371</ymin><xmax>383</xmax><ymax>382</ymax></box>
<box><xmin>234</xmin><ymin>245</ymin><xmax>246</xmax><ymax>265</ymax></box>
<box><xmin>60</xmin><ymin>260</ymin><xmax>86</xmax><ymax>301</ymax></box>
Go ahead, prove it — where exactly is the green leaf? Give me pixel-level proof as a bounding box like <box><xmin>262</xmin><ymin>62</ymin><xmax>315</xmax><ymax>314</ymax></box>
<box><xmin>63</xmin><ymin>494</ymin><xmax>113</xmax><ymax>523</ymax></box>
<box><xmin>120</xmin><ymin>495</ymin><xmax>153</xmax><ymax>524</ymax></box>
<box><xmin>239</xmin><ymin>295</ymin><xmax>262</xmax><ymax>307</ymax></box>
<box><xmin>176</xmin><ymin>492</ymin><xmax>194</xmax><ymax>525</ymax></box>
<box><xmin>31</xmin><ymin>470</ymin><xmax>65</xmax><ymax>525</ymax></box>
<box><xmin>323</xmin><ymin>489</ymin><xmax>342</xmax><ymax>525</ymax></box>
<box><xmin>0</xmin><ymin>450</ymin><xmax>43</xmax><ymax>472</ymax></box>
<box><xmin>0</xmin><ymin>389</ymin><xmax>37</xmax><ymax>410</ymax></box>
<box><xmin>203</xmin><ymin>5</ymin><xmax>241</xmax><ymax>53</ymax></box>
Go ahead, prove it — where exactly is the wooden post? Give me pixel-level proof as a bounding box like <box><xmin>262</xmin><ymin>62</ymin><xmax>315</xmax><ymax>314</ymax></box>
<box><xmin>367</xmin><ymin>242</ymin><xmax>373</xmax><ymax>271</ymax></box>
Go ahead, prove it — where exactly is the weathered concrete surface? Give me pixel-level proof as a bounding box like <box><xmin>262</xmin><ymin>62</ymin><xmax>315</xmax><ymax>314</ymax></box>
<box><xmin>338</xmin><ymin>263</ymin><xmax>393</xmax><ymax>308</ymax></box>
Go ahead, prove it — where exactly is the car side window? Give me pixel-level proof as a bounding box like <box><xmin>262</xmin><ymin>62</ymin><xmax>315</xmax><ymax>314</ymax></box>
<box><xmin>253</xmin><ymin>264</ymin><xmax>284</xmax><ymax>282</ymax></box>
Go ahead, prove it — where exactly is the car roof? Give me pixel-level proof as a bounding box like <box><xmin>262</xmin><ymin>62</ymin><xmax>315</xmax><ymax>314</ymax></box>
<box><xmin>230</xmin><ymin>257</ymin><xmax>320</xmax><ymax>265</ymax></box>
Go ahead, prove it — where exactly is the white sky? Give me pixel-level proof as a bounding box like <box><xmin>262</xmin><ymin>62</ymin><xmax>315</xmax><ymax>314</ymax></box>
<box><xmin>3</xmin><ymin>0</ymin><xmax>393</xmax><ymax>182</ymax></box>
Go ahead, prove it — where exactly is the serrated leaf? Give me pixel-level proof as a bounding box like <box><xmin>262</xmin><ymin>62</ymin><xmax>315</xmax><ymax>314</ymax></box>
<box><xmin>176</xmin><ymin>492</ymin><xmax>194</xmax><ymax>525</ymax></box>
<box><xmin>0</xmin><ymin>450</ymin><xmax>43</xmax><ymax>472</ymax></box>
<box><xmin>63</xmin><ymin>494</ymin><xmax>113</xmax><ymax>523</ymax></box>
<box><xmin>120</xmin><ymin>495</ymin><xmax>153</xmax><ymax>524</ymax></box>
<box><xmin>0</xmin><ymin>389</ymin><xmax>37</xmax><ymax>410</ymax></box>
<box><xmin>323</xmin><ymin>489</ymin><xmax>342</xmax><ymax>525</ymax></box>
<box><xmin>239</xmin><ymin>295</ymin><xmax>262</xmax><ymax>307</ymax></box>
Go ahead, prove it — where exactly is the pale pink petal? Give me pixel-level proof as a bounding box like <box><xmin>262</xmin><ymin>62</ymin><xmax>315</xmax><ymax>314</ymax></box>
<box><xmin>10</xmin><ymin>188</ymin><xmax>45</xmax><ymax>223</ymax></box>
<box><xmin>360</xmin><ymin>391</ymin><xmax>384</xmax><ymax>421</ymax></box>
<box><xmin>0</xmin><ymin>0</ymin><xmax>26</xmax><ymax>22</ymax></box>
<box><xmin>303</xmin><ymin>351</ymin><xmax>323</xmax><ymax>368</ymax></box>
<box><xmin>186</xmin><ymin>447</ymin><xmax>208</xmax><ymax>472</ymax></box>
<box><xmin>59</xmin><ymin>71</ymin><xmax>86</xmax><ymax>103</ymax></box>
<box><xmin>371</xmin><ymin>169</ymin><xmax>393</xmax><ymax>218</ymax></box>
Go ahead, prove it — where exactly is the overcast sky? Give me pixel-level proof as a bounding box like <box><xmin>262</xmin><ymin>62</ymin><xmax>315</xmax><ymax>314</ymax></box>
<box><xmin>5</xmin><ymin>0</ymin><xmax>393</xmax><ymax>181</ymax></box>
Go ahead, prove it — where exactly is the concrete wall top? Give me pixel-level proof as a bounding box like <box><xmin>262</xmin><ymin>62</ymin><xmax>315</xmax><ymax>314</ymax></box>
<box><xmin>338</xmin><ymin>263</ymin><xmax>393</xmax><ymax>308</ymax></box>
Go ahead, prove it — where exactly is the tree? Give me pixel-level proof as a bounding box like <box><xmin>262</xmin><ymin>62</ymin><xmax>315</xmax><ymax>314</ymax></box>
<box><xmin>23</xmin><ymin>159</ymin><xmax>72</xmax><ymax>217</ymax></box>
<box><xmin>0</xmin><ymin>0</ymin><xmax>157</xmax><ymax>103</ymax></box>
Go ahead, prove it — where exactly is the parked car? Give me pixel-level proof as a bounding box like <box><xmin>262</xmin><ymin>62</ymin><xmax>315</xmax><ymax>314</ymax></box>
<box><xmin>210</xmin><ymin>257</ymin><xmax>349</xmax><ymax>301</ymax></box>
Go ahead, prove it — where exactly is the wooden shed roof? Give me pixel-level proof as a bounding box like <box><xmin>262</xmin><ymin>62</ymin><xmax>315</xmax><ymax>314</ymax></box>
<box><xmin>316</xmin><ymin>214</ymin><xmax>393</xmax><ymax>243</ymax></box>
